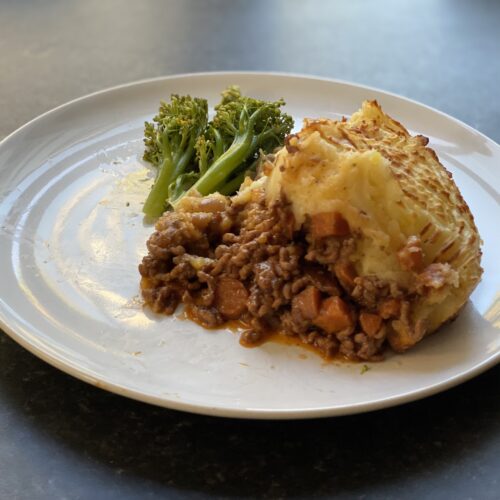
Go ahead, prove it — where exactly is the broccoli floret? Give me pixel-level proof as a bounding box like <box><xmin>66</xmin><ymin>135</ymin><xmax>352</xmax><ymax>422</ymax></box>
<box><xmin>141</xmin><ymin>87</ymin><xmax>294</xmax><ymax>215</ymax></box>
<box><xmin>142</xmin><ymin>94</ymin><xmax>208</xmax><ymax>217</ymax></box>
<box><xmin>191</xmin><ymin>87</ymin><xmax>294</xmax><ymax>197</ymax></box>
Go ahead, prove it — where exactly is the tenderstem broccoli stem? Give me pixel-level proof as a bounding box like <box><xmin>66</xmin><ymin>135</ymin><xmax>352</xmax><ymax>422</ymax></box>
<box><xmin>192</xmin><ymin>108</ymin><xmax>264</xmax><ymax>196</ymax></box>
<box><xmin>213</xmin><ymin>129</ymin><xmax>224</xmax><ymax>159</ymax></box>
<box><xmin>217</xmin><ymin>171</ymin><xmax>246</xmax><ymax>195</ymax></box>
<box><xmin>143</xmin><ymin>157</ymin><xmax>173</xmax><ymax>216</ymax></box>
<box><xmin>191</xmin><ymin>135</ymin><xmax>251</xmax><ymax>195</ymax></box>
<box><xmin>143</xmin><ymin>144</ymin><xmax>194</xmax><ymax>217</ymax></box>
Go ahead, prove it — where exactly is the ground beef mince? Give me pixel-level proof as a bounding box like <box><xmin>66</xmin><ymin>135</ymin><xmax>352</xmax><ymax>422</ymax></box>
<box><xmin>139</xmin><ymin>190</ymin><xmax>410</xmax><ymax>361</ymax></box>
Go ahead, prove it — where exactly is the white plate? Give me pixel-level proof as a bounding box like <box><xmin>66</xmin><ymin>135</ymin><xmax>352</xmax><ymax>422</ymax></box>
<box><xmin>0</xmin><ymin>72</ymin><xmax>498</xmax><ymax>419</ymax></box>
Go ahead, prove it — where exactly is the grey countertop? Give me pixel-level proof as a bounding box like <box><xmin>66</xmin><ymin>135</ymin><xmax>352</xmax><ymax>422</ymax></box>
<box><xmin>1</xmin><ymin>1</ymin><xmax>499</xmax><ymax>498</ymax></box>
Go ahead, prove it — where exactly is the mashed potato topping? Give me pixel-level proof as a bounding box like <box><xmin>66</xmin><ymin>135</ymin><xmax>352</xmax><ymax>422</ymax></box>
<box><xmin>264</xmin><ymin>100</ymin><xmax>482</xmax><ymax>348</ymax></box>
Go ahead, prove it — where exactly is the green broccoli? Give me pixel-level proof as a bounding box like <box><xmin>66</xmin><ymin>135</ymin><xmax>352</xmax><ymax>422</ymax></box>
<box><xmin>141</xmin><ymin>87</ymin><xmax>293</xmax><ymax>215</ymax></box>
<box><xmin>142</xmin><ymin>94</ymin><xmax>208</xmax><ymax>217</ymax></box>
<box><xmin>191</xmin><ymin>87</ymin><xmax>294</xmax><ymax>197</ymax></box>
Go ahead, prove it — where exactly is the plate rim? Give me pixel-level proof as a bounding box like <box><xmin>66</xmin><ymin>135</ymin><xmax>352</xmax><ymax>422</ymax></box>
<box><xmin>0</xmin><ymin>71</ymin><xmax>498</xmax><ymax>420</ymax></box>
<box><xmin>0</xmin><ymin>314</ymin><xmax>499</xmax><ymax>420</ymax></box>
<box><xmin>2</xmin><ymin>70</ymin><xmax>499</xmax><ymax>150</ymax></box>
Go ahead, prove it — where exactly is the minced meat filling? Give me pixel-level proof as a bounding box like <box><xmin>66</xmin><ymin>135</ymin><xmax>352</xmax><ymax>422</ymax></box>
<box><xmin>139</xmin><ymin>191</ymin><xmax>411</xmax><ymax>361</ymax></box>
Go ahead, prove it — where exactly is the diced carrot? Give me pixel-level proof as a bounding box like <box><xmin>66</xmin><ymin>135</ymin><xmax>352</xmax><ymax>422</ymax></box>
<box><xmin>378</xmin><ymin>298</ymin><xmax>401</xmax><ymax>319</ymax></box>
<box><xmin>310</xmin><ymin>212</ymin><xmax>350</xmax><ymax>239</ymax></box>
<box><xmin>359</xmin><ymin>312</ymin><xmax>383</xmax><ymax>337</ymax></box>
<box><xmin>292</xmin><ymin>286</ymin><xmax>321</xmax><ymax>320</ymax></box>
<box><xmin>215</xmin><ymin>277</ymin><xmax>249</xmax><ymax>319</ymax></box>
<box><xmin>334</xmin><ymin>260</ymin><xmax>357</xmax><ymax>290</ymax></box>
<box><xmin>313</xmin><ymin>296</ymin><xmax>354</xmax><ymax>334</ymax></box>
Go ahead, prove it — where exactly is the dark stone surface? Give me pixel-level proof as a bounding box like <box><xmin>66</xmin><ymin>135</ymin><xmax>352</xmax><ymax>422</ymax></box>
<box><xmin>0</xmin><ymin>0</ymin><xmax>498</xmax><ymax>498</ymax></box>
